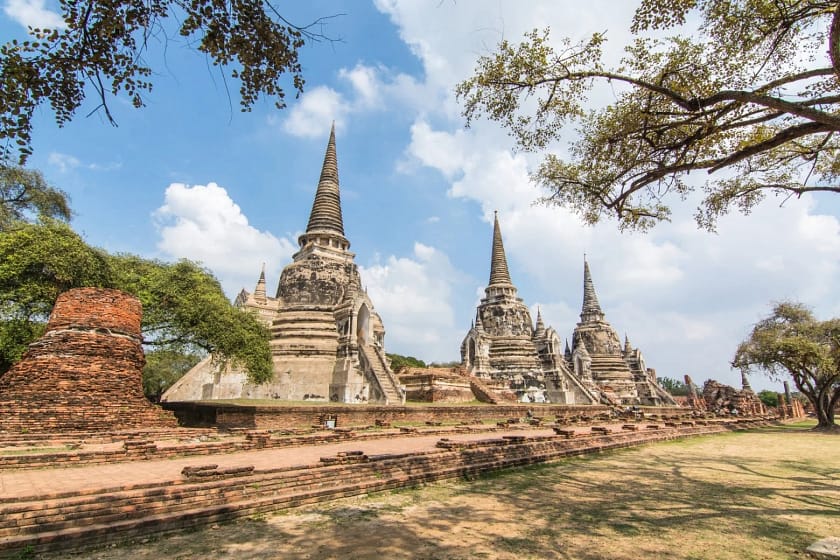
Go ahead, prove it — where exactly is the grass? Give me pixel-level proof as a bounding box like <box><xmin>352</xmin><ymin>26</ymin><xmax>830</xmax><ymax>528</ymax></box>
<box><xmin>46</xmin><ymin>421</ymin><xmax>840</xmax><ymax>560</ymax></box>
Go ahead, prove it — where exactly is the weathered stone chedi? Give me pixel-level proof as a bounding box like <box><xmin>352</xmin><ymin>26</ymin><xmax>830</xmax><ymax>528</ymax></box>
<box><xmin>164</xmin><ymin>126</ymin><xmax>403</xmax><ymax>404</ymax></box>
<box><xmin>461</xmin><ymin>214</ymin><xmax>676</xmax><ymax>406</ymax></box>
<box><xmin>0</xmin><ymin>288</ymin><xmax>176</xmax><ymax>432</ymax></box>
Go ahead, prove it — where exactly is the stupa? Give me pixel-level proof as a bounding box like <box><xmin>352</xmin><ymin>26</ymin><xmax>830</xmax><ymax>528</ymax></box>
<box><xmin>163</xmin><ymin>126</ymin><xmax>404</xmax><ymax>404</ymax></box>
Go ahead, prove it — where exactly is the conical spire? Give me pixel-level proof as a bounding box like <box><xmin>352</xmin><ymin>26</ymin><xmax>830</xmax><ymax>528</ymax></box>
<box><xmin>533</xmin><ymin>307</ymin><xmax>545</xmax><ymax>338</ymax></box>
<box><xmin>623</xmin><ymin>334</ymin><xmax>632</xmax><ymax>354</ymax></box>
<box><xmin>305</xmin><ymin>123</ymin><xmax>345</xmax><ymax>236</ymax></box>
<box><xmin>580</xmin><ymin>257</ymin><xmax>605</xmax><ymax>323</ymax></box>
<box><xmin>564</xmin><ymin>338</ymin><xmax>572</xmax><ymax>361</ymax></box>
<box><xmin>474</xmin><ymin>309</ymin><xmax>484</xmax><ymax>332</ymax></box>
<box><xmin>488</xmin><ymin>211</ymin><xmax>513</xmax><ymax>287</ymax></box>
<box><xmin>254</xmin><ymin>262</ymin><xmax>267</xmax><ymax>303</ymax></box>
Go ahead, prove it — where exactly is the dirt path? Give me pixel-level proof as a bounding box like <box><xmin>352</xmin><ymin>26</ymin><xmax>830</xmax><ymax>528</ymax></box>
<box><xmin>59</xmin><ymin>424</ymin><xmax>840</xmax><ymax>560</ymax></box>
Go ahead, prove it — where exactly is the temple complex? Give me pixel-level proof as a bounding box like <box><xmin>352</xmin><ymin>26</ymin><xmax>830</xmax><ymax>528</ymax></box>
<box><xmin>460</xmin><ymin>214</ymin><xmax>676</xmax><ymax>406</ymax></box>
<box><xmin>163</xmin><ymin>126</ymin><xmax>404</xmax><ymax>405</ymax></box>
<box><xmin>460</xmin><ymin>213</ymin><xmax>598</xmax><ymax>404</ymax></box>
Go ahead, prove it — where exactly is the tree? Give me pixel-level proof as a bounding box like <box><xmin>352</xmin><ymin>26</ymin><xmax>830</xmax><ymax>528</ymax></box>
<box><xmin>0</xmin><ymin>220</ymin><xmax>111</xmax><ymax>371</ymax></box>
<box><xmin>657</xmin><ymin>376</ymin><xmax>689</xmax><ymax>396</ymax></box>
<box><xmin>733</xmin><ymin>302</ymin><xmax>840</xmax><ymax>432</ymax></box>
<box><xmin>457</xmin><ymin>1</ymin><xmax>840</xmax><ymax>231</ymax></box>
<box><xmin>110</xmin><ymin>254</ymin><xmax>272</xmax><ymax>383</ymax></box>
<box><xmin>1</xmin><ymin>1</ymin><xmax>337</xmax><ymax>163</ymax></box>
<box><xmin>387</xmin><ymin>353</ymin><xmax>427</xmax><ymax>373</ymax></box>
<box><xmin>0</xmin><ymin>165</ymin><xmax>72</xmax><ymax>230</ymax></box>
<box><xmin>757</xmin><ymin>389</ymin><xmax>779</xmax><ymax>408</ymax></box>
<box><xmin>0</xmin><ymin>222</ymin><xmax>272</xmax><ymax>383</ymax></box>
<box><xmin>142</xmin><ymin>348</ymin><xmax>202</xmax><ymax>400</ymax></box>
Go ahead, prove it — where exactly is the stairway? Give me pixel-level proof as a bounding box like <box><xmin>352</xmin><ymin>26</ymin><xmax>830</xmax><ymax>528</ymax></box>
<box><xmin>359</xmin><ymin>344</ymin><xmax>404</xmax><ymax>405</ymax></box>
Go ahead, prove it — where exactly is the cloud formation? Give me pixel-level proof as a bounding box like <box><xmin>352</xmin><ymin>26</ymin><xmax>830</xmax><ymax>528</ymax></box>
<box><xmin>3</xmin><ymin>0</ymin><xmax>64</xmax><ymax>29</ymax></box>
<box><xmin>154</xmin><ymin>183</ymin><xmax>295</xmax><ymax>296</ymax></box>
<box><xmin>361</xmin><ymin>242</ymin><xmax>465</xmax><ymax>363</ymax></box>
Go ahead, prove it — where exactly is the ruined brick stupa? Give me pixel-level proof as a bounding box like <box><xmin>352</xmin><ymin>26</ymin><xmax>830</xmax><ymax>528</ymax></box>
<box><xmin>0</xmin><ymin>288</ymin><xmax>176</xmax><ymax>433</ymax></box>
<box><xmin>163</xmin><ymin>125</ymin><xmax>404</xmax><ymax>404</ymax></box>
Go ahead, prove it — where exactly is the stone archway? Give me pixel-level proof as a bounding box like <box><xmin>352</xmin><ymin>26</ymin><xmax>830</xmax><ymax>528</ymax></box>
<box><xmin>468</xmin><ymin>339</ymin><xmax>477</xmax><ymax>366</ymax></box>
<box><xmin>356</xmin><ymin>303</ymin><xmax>370</xmax><ymax>345</ymax></box>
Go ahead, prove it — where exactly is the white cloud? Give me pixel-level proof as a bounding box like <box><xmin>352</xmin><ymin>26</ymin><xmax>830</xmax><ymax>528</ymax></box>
<box><xmin>154</xmin><ymin>183</ymin><xmax>295</xmax><ymax>296</ymax></box>
<box><xmin>398</xmin><ymin>109</ymin><xmax>840</xmax><ymax>391</ymax></box>
<box><xmin>47</xmin><ymin>152</ymin><xmax>80</xmax><ymax>173</ymax></box>
<box><xmin>3</xmin><ymin>0</ymin><xmax>64</xmax><ymax>29</ymax></box>
<box><xmin>361</xmin><ymin>242</ymin><xmax>465</xmax><ymax>362</ymax></box>
<box><xmin>283</xmin><ymin>86</ymin><xmax>349</xmax><ymax>138</ymax></box>
<box><xmin>48</xmin><ymin>151</ymin><xmax>121</xmax><ymax>173</ymax></box>
<box><xmin>339</xmin><ymin>64</ymin><xmax>381</xmax><ymax>108</ymax></box>
<box><xmin>282</xmin><ymin>64</ymin><xmax>432</xmax><ymax>139</ymax></box>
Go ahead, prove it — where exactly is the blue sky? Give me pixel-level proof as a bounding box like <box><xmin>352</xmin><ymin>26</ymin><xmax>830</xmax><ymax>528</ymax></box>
<box><xmin>4</xmin><ymin>0</ymin><xmax>840</xmax><ymax>393</ymax></box>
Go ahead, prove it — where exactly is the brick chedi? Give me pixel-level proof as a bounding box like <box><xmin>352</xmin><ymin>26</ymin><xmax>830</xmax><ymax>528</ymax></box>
<box><xmin>461</xmin><ymin>213</ymin><xmax>598</xmax><ymax>404</ymax></box>
<box><xmin>0</xmin><ymin>288</ymin><xmax>176</xmax><ymax>433</ymax></box>
<box><xmin>163</xmin><ymin>125</ymin><xmax>404</xmax><ymax>405</ymax></box>
<box><xmin>570</xmin><ymin>260</ymin><xmax>676</xmax><ymax>406</ymax></box>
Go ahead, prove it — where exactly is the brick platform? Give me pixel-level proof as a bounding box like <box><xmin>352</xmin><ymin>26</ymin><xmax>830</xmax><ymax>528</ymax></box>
<box><xmin>0</xmin><ymin>417</ymin><xmax>775</xmax><ymax>556</ymax></box>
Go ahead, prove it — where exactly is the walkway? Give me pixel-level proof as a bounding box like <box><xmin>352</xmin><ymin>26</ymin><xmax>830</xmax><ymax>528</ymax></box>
<box><xmin>0</xmin><ymin>428</ymin><xmax>557</xmax><ymax>500</ymax></box>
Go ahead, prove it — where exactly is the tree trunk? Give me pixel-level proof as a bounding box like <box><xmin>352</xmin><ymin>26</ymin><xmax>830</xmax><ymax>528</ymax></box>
<box><xmin>814</xmin><ymin>388</ymin><xmax>837</xmax><ymax>431</ymax></box>
<box><xmin>832</xmin><ymin>2</ymin><xmax>840</xmax><ymax>80</ymax></box>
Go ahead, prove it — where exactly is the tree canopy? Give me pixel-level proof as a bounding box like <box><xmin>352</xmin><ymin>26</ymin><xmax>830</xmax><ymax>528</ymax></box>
<box><xmin>0</xmin><ymin>221</ymin><xmax>272</xmax><ymax>383</ymax></box>
<box><xmin>0</xmin><ymin>165</ymin><xmax>71</xmax><ymax>230</ymax></box>
<box><xmin>1</xmin><ymin>0</ymin><xmax>336</xmax><ymax>163</ymax></box>
<box><xmin>733</xmin><ymin>302</ymin><xmax>840</xmax><ymax>431</ymax></box>
<box><xmin>657</xmin><ymin>376</ymin><xmax>690</xmax><ymax>396</ymax></box>
<box><xmin>457</xmin><ymin>0</ymin><xmax>840</xmax><ymax>231</ymax></box>
<box><xmin>387</xmin><ymin>353</ymin><xmax>427</xmax><ymax>373</ymax></box>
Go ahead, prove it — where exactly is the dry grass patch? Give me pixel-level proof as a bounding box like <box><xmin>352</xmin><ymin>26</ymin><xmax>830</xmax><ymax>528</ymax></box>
<box><xmin>63</xmin><ymin>422</ymin><xmax>839</xmax><ymax>560</ymax></box>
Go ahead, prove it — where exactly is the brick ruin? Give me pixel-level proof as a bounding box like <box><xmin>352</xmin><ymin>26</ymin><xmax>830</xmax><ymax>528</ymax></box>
<box><xmin>701</xmin><ymin>375</ymin><xmax>766</xmax><ymax>416</ymax></box>
<box><xmin>0</xmin><ymin>288</ymin><xmax>176</xmax><ymax>433</ymax></box>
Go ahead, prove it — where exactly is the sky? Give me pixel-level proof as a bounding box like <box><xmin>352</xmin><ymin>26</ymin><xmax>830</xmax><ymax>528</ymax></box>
<box><xmin>3</xmin><ymin>0</ymin><xmax>840</xmax><ymax>393</ymax></box>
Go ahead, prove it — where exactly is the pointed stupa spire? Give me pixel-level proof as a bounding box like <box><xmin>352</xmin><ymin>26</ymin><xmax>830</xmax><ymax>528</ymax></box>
<box><xmin>474</xmin><ymin>309</ymin><xmax>485</xmax><ymax>332</ymax></box>
<box><xmin>533</xmin><ymin>307</ymin><xmax>546</xmax><ymax>338</ymax></box>
<box><xmin>488</xmin><ymin>211</ymin><xmax>513</xmax><ymax>288</ymax></box>
<box><xmin>580</xmin><ymin>257</ymin><xmax>605</xmax><ymax>323</ymax></box>
<box><xmin>623</xmin><ymin>333</ymin><xmax>632</xmax><ymax>354</ymax></box>
<box><xmin>304</xmin><ymin>122</ymin><xmax>345</xmax><ymax>237</ymax></box>
<box><xmin>564</xmin><ymin>338</ymin><xmax>572</xmax><ymax>358</ymax></box>
<box><xmin>254</xmin><ymin>262</ymin><xmax>267</xmax><ymax>303</ymax></box>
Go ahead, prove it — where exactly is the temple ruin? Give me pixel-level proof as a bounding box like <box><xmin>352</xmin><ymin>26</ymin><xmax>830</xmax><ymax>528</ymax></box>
<box><xmin>163</xmin><ymin>126</ymin><xmax>403</xmax><ymax>404</ymax></box>
<box><xmin>0</xmin><ymin>288</ymin><xmax>176</xmax><ymax>433</ymax></box>
<box><xmin>701</xmin><ymin>373</ymin><xmax>766</xmax><ymax>415</ymax></box>
<box><xmin>461</xmin><ymin>214</ymin><xmax>676</xmax><ymax>406</ymax></box>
